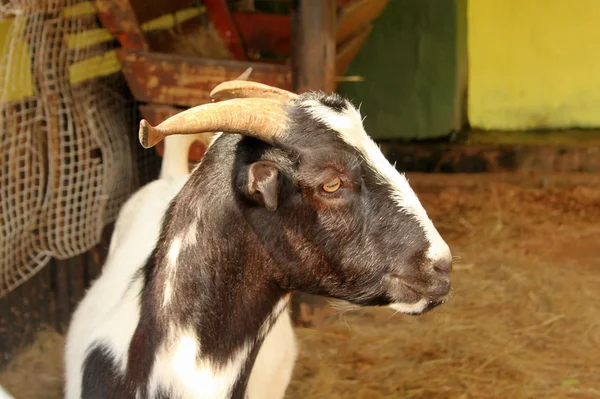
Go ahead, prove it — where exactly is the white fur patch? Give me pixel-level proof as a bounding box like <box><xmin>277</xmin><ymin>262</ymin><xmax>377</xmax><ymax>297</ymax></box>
<box><xmin>147</xmin><ymin>326</ymin><xmax>252</xmax><ymax>399</ymax></box>
<box><xmin>258</xmin><ymin>296</ymin><xmax>289</xmax><ymax>340</ymax></box>
<box><xmin>162</xmin><ymin>237</ymin><xmax>182</xmax><ymax>307</ymax></box>
<box><xmin>302</xmin><ymin>99</ymin><xmax>452</xmax><ymax>266</ymax></box>
<box><xmin>147</xmin><ymin>298</ymin><xmax>295</xmax><ymax>398</ymax></box>
<box><xmin>247</xmin><ymin>307</ymin><xmax>297</xmax><ymax>399</ymax></box>
<box><xmin>183</xmin><ymin>220</ymin><xmax>198</xmax><ymax>247</ymax></box>
<box><xmin>389</xmin><ymin>298</ymin><xmax>430</xmax><ymax>314</ymax></box>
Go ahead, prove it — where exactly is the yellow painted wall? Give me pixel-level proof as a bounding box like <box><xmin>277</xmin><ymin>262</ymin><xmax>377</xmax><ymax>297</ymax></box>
<box><xmin>468</xmin><ymin>0</ymin><xmax>600</xmax><ymax>130</ymax></box>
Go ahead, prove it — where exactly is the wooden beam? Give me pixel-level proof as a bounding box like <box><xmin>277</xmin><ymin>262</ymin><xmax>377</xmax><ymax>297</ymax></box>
<box><xmin>291</xmin><ymin>0</ymin><xmax>337</xmax><ymax>93</ymax></box>
<box><xmin>117</xmin><ymin>50</ymin><xmax>292</xmax><ymax>107</ymax></box>
<box><xmin>335</xmin><ymin>24</ymin><xmax>372</xmax><ymax>81</ymax></box>
<box><xmin>289</xmin><ymin>0</ymin><xmax>338</xmax><ymax>327</ymax></box>
<box><xmin>336</xmin><ymin>0</ymin><xmax>389</xmax><ymax>44</ymax></box>
<box><xmin>94</xmin><ymin>0</ymin><xmax>149</xmax><ymax>51</ymax></box>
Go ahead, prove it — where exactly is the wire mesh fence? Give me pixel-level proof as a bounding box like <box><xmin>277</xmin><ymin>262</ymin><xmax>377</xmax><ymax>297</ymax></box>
<box><xmin>0</xmin><ymin>0</ymin><xmax>159</xmax><ymax>297</ymax></box>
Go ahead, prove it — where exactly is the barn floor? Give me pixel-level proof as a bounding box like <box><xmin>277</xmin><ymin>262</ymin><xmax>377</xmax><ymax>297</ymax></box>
<box><xmin>1</xmin><ymin>172</ymin><xmax>599</xmax><ymax>399</ymax></box>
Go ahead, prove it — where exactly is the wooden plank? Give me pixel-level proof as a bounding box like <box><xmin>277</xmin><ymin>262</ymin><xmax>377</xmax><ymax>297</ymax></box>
<box><xmin>336</xmin><ymin>0</ymin><xmax>389</xmax><ymax>44</ymax></box>
<box><xmin>232</xmin><ymin>12</ymin><xmax>291</xmax><ymax>60</ymax></box>
<box><xmin>94</xmin><ymin>0</ymin><xmax>149</xmax><ymax>51</ymax></box>
<box><xmin>291</xmin><ymin>0</ymin><xmax>337</xmax><ymax>93</ymax></box>
<box><xmin>117</xmin><ymin>50</ymin><xmax>292</xmax><ymax>107</ymax></box>
<box><xmin>203</xmin><ymin>0</ymin><xmax>247</xmax><ymax>60</ymax></box>
<box><xmin>335</xmin><ymin>24</ymin><xmax>372</xmax><ymax>80</ymax></box>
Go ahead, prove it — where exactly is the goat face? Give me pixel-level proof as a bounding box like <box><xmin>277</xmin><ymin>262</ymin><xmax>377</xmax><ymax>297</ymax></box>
<box><xmin>232</xmin><ymin>92</ymin><xmax>452</xmax><ymax>315</ymax></box>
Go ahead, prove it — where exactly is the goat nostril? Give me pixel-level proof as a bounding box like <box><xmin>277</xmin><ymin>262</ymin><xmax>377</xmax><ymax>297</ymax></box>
<box><xmin>433</xmin><ymin>257</ymin><xmax>453</xmax><ymax>274</ymax></box>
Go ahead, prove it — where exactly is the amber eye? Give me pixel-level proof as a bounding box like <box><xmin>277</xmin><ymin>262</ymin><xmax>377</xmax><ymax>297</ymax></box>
<box><xmin>322</xmin><ymin>177</ymin><xmax>341</xmax><ymax>193</ymax></box>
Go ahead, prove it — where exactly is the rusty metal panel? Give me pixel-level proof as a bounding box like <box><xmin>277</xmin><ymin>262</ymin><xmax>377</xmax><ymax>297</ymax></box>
<box><xmin>117</xmin><ymin>50</ymin><xmax>292</xmax><ymax>107</ymax></box>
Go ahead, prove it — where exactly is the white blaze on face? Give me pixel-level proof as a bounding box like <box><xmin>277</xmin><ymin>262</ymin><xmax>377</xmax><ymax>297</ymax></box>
<box><xmin>301</xmin><ymin>98</ymin><xmax>452</xmax><ymax>271</ymax></box>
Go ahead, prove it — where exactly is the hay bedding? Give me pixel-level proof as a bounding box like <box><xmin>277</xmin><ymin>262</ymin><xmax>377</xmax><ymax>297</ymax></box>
<box><xmin>1</xmin><ymin>173</ymin><xmax>600</xmax><ymax>399</ymax></box>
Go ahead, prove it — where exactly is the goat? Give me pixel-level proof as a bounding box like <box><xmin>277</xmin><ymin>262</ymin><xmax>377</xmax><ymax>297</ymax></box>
<box><xmin>66</xmin><ymin>78</ymin><xmax>453</xmax><ymax>399</ymax></box>
<box><xmin>65</xmin><ymin>75</ymin><xmax>298</xmax><ymax>399</ymax></box>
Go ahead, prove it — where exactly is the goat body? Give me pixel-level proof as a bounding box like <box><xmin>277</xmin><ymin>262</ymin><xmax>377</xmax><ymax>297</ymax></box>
<box><xmin>64</xmin><ymin>135</ymin><xmax>297</xmax><ymax>399</ymax></box>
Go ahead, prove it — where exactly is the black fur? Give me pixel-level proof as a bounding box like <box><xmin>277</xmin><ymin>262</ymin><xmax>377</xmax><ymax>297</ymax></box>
<box><xmin>82</xmin><ymin>343</ymin><xmax>175</xmax><ymax>399</ymax></box>
<box><xmin>312</xmin><ymin>91</ymin><xmax>348</xmax><ymax>113</ymax></box>
<box><xmin>82</xmin><ymin>92</ymin><xmax>450</xmax><ymax>398</ymax></box>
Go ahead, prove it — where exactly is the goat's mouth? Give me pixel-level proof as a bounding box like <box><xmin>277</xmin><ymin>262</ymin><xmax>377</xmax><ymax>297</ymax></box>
<box><xmin>388</xmin><ymin>297</ymin><xmax>446</xmax><ymax>315</ymax></box>
<box><xmin>385</xmin><ymin>274</ymin><xmax>451</xmax><ymax>315</ymax></box>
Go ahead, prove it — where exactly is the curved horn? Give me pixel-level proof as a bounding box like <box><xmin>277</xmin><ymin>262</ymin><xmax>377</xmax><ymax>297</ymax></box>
<box><xmin>235</xmin><ymin>67</ymin><xmax>253</xmax><ymax>81</ymax></box>
<box><xmin>210</xmin><ymin>80</ymin><xmax>298</xmax><ymax>102</ymax></box>
<box><xmin>139</xmin><ymin>98</ymin><xmax>289</xmax><ymax>149</ymax></box>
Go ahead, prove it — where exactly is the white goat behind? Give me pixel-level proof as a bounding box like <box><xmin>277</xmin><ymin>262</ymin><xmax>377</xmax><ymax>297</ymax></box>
<box><xmin>64</xmin><ymin>133</ymin><xmax>297</xmax><ymax>399</ymax></box>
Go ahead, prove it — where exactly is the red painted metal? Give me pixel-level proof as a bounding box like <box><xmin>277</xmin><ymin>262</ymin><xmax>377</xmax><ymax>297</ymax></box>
<box><xmin>202</xmin><ymin>0</ymin><xmax>247</xmax><ymax>60</ymax></box>
<box><xmin>232</xmin><ymin>12</ymin><xmax>291</xmax><ymax>59</ymax></box>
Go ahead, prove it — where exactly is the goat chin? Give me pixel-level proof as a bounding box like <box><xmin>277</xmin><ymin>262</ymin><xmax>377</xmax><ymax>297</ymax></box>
<box><xmin>64</xmin><ymin>134</ymin><xmax>297</xmax><ymax>399</ymax></box>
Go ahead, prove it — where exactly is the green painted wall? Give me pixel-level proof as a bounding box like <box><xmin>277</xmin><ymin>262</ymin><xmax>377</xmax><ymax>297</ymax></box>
<box><xmin>337</xmin><ymin>0</ymin><xmax>467</xmax><ymax>141</ymax></box>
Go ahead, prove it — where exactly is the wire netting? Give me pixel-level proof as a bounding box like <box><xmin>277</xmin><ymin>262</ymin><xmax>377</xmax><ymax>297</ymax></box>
<box><xmin>0</xmin><ymin>0</ymin><xmax>159</xmax><ymax>297</ymax></box>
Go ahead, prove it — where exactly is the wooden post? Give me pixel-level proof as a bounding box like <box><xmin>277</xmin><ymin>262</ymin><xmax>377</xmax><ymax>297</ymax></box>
<box><xmin>290</xmin><ymin>0</ymin><xmax>337</xmax><ymax>327</ymax></box>
<box><xmin>291</xmin><ymin>0</ymin><xmax>337</xmax><ymax>94</ymax></box>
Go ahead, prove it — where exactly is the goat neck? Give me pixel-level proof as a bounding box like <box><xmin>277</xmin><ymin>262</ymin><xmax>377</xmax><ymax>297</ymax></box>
<box><xmin>127</xmin><ymin>139</ymin><xmax>287</xmax><ymax>399</ymax></box>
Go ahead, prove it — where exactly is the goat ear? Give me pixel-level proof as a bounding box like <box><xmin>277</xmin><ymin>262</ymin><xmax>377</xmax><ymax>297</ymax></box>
<box><xmin>246</xmin><ymin>161</ymin><xmax>280</xmax><ymax>211</ymax></box>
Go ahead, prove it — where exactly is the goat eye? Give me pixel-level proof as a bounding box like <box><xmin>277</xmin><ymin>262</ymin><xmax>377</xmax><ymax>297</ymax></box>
<box><xmin>322</xmin><ymin>177</ymin><xmax>341</xmax><ymax>193</ymax></box>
